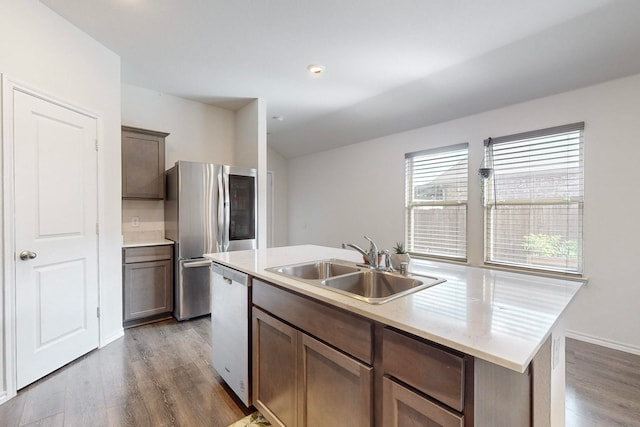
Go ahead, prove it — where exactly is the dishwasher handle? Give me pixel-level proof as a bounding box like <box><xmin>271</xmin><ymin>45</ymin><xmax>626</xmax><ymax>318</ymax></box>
<box><xmin>211</xmin><ymin>263</ymin><xmax>249</xmax><ymax>286</ymax></box>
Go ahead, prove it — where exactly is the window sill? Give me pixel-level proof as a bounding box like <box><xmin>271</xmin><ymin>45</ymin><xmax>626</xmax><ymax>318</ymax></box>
<box><xmin>480</xmin><ymin>262</ymin><xmax>588</xmax><ymax>284</ymax></box>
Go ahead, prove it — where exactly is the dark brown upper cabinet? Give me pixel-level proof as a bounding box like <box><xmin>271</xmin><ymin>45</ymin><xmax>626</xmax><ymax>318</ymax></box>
<box><xmin>121</xmin><ymin>126</ymin><xmax>168</xmax><ymax>199</ymax></box>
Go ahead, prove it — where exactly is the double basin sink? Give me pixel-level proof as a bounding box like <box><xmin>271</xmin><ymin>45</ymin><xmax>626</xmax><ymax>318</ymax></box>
<box><xmin>266</xmin><ymin>259</ymin><xmax>445</xmax><ymax>304</ymax></box>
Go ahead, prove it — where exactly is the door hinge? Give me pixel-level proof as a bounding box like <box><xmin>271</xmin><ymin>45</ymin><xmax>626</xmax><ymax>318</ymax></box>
<box><xmin>97</xmin><ymin>307</ymin><xmax>100</xmax><ymax>318</ymax></box>
<box><xmin>96</xmin><ymin>223</ymin><xmax>99</xmax><ymax>235</ymax></box>
<box><xmin>95</xmin><ymin>140</ymin><xmax>99</xmax><ymax>151</ymax></box>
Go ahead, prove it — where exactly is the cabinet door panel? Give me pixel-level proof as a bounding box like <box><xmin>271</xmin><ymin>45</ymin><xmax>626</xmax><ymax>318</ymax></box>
<box><xmin>123</xmin><ymin>260</ymin><xmax>172</xmax><ymax>321</ymax></box>
<box><xmin>252</xmin><ymin>308</ymin><xmax>297</xmax><ymax>427</ymax></box>
<box><xmin>383</xmin><ymin>377</ymin><xmax>463</xmax><ymax>427</ymax></box>
<box><xmin>122</xmin><ymin>126</ymin><xmax>167</xmax><ymax>199</ymax></box>
<box><xmin>299</xmin><ymin>334</ymin><xmax>372</xmax><ymax>427</ymax></box>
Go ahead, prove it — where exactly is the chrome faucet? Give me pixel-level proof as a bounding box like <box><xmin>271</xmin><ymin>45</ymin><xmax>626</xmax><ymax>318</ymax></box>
<box><xmin>342</xmin><ymin>235</ymin><xmax>380</xmax><ymax>269</ymax></box>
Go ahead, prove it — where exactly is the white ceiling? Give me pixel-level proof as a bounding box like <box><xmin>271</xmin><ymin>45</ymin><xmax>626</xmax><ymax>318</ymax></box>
<box><xmin>41</xmin><ymin>0</ymin><xmax>640</xmax><ymax>158</ymax></box>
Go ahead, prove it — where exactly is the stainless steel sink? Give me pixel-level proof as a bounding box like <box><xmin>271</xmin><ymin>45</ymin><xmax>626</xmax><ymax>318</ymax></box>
<box><xmin>269</xmin><ymin>260</ymin><xmax>361</xmax><ymax>280</ymax></box>
<box><xmin>320</xmin><ymin>270</ymin><xmax>436</xmax><ymax>304</ymax></box>
<box><xmin>267</xmin><ymin>259</ymin><xmax>445</xmax><ymax>304</ymax></box>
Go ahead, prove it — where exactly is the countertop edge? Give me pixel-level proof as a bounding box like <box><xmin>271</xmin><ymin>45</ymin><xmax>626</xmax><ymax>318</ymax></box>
<box><xmin>122</xmin><ymin>239</ymin><xmax>175</xmax><ymax>248</ymax></box>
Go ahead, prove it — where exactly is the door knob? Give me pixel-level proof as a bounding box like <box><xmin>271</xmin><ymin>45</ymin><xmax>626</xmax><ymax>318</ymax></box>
<box><xmin>19</xmin><ymin>250</ymin><xmax>37</xmax><ymax>261</ymax></box>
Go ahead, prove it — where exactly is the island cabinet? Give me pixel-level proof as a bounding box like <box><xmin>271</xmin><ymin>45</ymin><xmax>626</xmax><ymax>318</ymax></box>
<box><xmin>121</xmin><ymin>126</ymin><xmax>168</xmax><ymax>199</ymax></box>
<box><xmin>252</xmin><ymin>279</ymin><xmax>373</xmax><ymax>427</ymax></box>
<box><xmin>251</xmin><ymin>277</ymin><xmax>550</xmax><ymax>427</ymax></box>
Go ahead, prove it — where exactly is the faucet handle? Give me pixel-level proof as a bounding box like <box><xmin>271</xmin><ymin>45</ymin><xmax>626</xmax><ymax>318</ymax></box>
<box><xmin>384</xmin><ymin>249</ymin><xmax>394</xmax><ymax>272</ymax></box>
<box><xmin>364</xmin><ymin>236</ymin><xmax>379</xmax><ymax>268</ymax></box>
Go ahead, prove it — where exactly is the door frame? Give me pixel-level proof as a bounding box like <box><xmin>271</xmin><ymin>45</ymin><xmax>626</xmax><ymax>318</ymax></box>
<box><xmin>1</xmin><ymin>75</ymin><xmax>103</xmax><ymax>402</ymax></box>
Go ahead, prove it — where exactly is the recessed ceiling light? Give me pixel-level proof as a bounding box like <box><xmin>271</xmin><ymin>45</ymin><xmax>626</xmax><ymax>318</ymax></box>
<box><xmin>307</xmin><ymin>64</ymin><xmax>325</xmax><ymax>75</ymax></box>
<box><xmin>272</xmin><ymin>116</ymin><xmax>284</xmax><ymax>121</ymax></box>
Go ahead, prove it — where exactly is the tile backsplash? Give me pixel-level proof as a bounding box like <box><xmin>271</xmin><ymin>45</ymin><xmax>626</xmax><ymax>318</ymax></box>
<box><xmin>122</xmin><ymin>199</ymin><xmax>165</xmax><ymax>242</ymax></box>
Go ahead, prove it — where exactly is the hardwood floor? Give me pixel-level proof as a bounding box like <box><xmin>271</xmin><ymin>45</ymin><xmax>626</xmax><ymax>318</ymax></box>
<box><xmin>1</xmin><ymin>320</ymin><xmax>638</xmax><ymax>426</ymax></box>
<box><xmin>0</xmin><ymin>317</ymin><xmax>251</xmax><ymax>427</ymax></box>
<box><xmin>566</xmin><ymin>337</ymin><xmax>640</xmax><ymax>427</ymax></box>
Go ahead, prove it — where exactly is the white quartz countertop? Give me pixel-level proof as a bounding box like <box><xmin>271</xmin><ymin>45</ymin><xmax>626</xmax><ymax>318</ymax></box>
<box><xmin>204</xmin><ymin>245</ymin><xmax>582</xmax><ymax>373</ymax></box>
<box><xmin>122</xmin><ymin>239</ymin><xmax>174</xmax><ymax>248</ymax></box>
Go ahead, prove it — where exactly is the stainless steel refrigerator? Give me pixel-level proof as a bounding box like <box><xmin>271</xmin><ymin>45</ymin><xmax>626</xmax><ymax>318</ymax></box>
<box><xmin>165</xmin><ymin>161</ymin><xmax>257</xmax><ymax>320</ymax></box>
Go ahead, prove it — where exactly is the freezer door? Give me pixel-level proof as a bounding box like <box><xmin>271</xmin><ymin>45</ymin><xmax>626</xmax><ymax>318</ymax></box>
<box><xmin>175</xmin><ymin>258</ymin><xmax>211</xmax><ymax>320</ymax></box>
<box><xmin>176</xmin><ymin>161</ymin><xmax>221</xmax><ymax>259</ymax></box>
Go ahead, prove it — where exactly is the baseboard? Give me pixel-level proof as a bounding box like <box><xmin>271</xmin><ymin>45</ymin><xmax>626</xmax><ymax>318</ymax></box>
<box><xmin>566</xmin><ymin>330</ymin><xmax>640</xmax><ymax>356</ymax></box>
<box><xmin>100</xmin><ymin>327</ymin><xmax>124</xmax><ymax>348</ymax></box>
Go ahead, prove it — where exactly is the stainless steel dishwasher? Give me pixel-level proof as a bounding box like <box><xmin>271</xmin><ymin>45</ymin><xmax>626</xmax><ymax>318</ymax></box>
<box><xmin>210</xmin><ymin>263</ymin><xmax>251</xmax><ymax>406</ymax></box>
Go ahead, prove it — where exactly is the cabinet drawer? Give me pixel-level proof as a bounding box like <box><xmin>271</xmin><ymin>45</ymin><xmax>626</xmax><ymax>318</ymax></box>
<box><xmin>253</xmin><ymin>279</ymin><xmax>373</xmax><ymax>364</ymax></box>
<box><xmin>124</xmin><ymin>245</ymin><xmax>172</xmax><ymax>263</ymax></box>
<box><xmin>383</xmin><ymin>377</ymin><xmax>463</xmax><ymax>427</ymax></box>
<box><xmin>383</xmin><ymin>328</ymin><xmax>466</xmax><ymax>412</ymax></box>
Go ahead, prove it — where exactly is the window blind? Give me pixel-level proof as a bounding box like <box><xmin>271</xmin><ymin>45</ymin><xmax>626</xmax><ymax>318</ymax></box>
<box><xmin>484</xmin><ymin>123</ymin><xmax>584</xmax><ymax>274</ymax></box>
<box><xmin>405</xmin><ymin>143</ymin><xmax>468</xmax><ymax>260</ymax></box>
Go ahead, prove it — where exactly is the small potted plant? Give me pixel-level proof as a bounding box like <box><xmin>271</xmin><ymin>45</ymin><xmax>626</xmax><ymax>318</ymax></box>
<box><xmin>390</xmin><ymin>241</ymin><xmax>411</xmax><ymax>270</ymax></box>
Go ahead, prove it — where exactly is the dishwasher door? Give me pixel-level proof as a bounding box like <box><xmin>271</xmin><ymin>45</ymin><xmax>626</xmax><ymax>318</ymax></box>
<box><xmin>175</xmin><ymin>258</ymin><xmax>212</xmax><ymax>321</ymax></box>
<box><xmin>211</xmin><ymin>263</ymin><xmax>250</xmax><ymax>406</ymax></box>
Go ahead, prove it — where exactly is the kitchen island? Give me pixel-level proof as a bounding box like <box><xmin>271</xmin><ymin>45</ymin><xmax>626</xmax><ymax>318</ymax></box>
<box><xmin>205</xmin><ymin>245</ymin><xmax>582</xmax><ymax>427</ymax></box>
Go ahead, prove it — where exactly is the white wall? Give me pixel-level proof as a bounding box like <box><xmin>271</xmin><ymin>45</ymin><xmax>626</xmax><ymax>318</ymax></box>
<box><xmin>122</xmin><ymin>83</ymin><xmax>236</xmax><ymax>168</ymax></box>
<box><xmin>0</xmin><ymin>0</ymin><xmax>121</xmax><ymax>401</ymax></box>
<box><xmin>121</xmin><ymin>84</ymin><xmax>237</xmax><ymax>240</ymax></box>
<box><xmin>289</xmin><ymin>73</ymin><xmax>640</xmax><ymax>352</ymax></box>
<box><xmin>235</xmin><ymin>100</ymin><xmax>259</xmax><ymax>169</ymax></box>
<box><xmin>235</xmin><ymin>99</ymin><xmax>268</xmax><ymax>249</ymax></box>
<box><xmin>267</xmin><ymin>146</ymin><xmax>290</xmax><ymax>247</ymax></box>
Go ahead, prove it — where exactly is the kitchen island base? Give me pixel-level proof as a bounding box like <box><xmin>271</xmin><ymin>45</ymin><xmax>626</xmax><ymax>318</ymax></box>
<box><xmin>251</xmin><ymin>279</ymin><xmax>566</xmax><ymax>427</ymax></box>
<box><xmin>204</xmin><ymin>245</ymin><xmax>580</xmax><ymax>427</ymax></box>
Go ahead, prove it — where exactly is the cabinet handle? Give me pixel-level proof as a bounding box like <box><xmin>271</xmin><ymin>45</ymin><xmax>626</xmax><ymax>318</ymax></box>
<box><xmin>223</xmin><ymin>277</ymin><xmax>233</xmax><ymax>285</ymax></box>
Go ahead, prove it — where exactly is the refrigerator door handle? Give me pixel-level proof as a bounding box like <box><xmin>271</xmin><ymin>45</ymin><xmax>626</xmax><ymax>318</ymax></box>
<box><xmin>217</xmin><ymin>168</ymin><xmax>226</xmax><ymax>252</ymax></box>
<box><xmin>223</xmin><ymin>168</ymin><xmax>231</xmax><ymax>251</ymax></box>
<box><xmin>183</xmin><ymin>259</ymin><xmax>212</xmax><ymax>268</ymax></box>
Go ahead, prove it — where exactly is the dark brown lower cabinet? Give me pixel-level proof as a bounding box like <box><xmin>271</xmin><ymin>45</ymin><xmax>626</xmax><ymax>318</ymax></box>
<box><xmin>252</xmin><ymin>308</ymin><xmax>373</xmax><ymax>427</ymax></box>
<box><xmin>299</xmin><ymin>333</ymin><xmax>372</xmax><ymax>427</ymax></box>
<box><xmin>383</xmin><ymin>377</ymin><xmax>464</xmax><ymax>427</ymax></box>
<box><xmin>122</xmin><ymin>245</ymin><xmax>173</xmax><ymax>327</ymax></box>
<box><xmin>253</xmin><ymin>308</ymin><xmax>297</xmax><ymax>427</ymax></box>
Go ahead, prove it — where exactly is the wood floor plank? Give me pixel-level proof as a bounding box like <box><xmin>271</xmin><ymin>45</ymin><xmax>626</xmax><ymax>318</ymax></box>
<box><xmin>20</xmin><ymin>412</ymin><xmax>65</xmax><ymax>427</ymax></box>
<box><xmin>2</xmin><ymin>318</ymin><xmax>636</xmax><ymax>426</ymax></box>
<box><xmin>0</xmin><ymin>390</ymin><xmax>29</xmax><ymax>427</ymax></box>
<box><xmin>19</xmin><ymin>368</ymin><xmax>68</xmax><ymax>426</ymax></box>
<box><xmin>63</xmin><ymin>355</ymin><xmax>109</xmax><ymax>427</ymax></box>
<box><xmin>566</xmin><ymin>337</ymin><xmax>640</xmax><ymax>427</ymax></box>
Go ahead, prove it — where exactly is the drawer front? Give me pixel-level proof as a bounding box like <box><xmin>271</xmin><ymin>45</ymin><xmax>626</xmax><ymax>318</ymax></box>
<box><xmin>124</xmin><ymin>245</ymin><xmax>172</xmax><ymax>263</ymax></box>
<box><xmin>253</xmin><ymin>279</ymin><xmax>373</xmax><ymax>364</ymax></box>
<box><xmin>383</xmin><ymin>328</ymin><xmax>465</xmax><ymax>412</ymax></box>
<box><xmin>383</xmin><ymin>377</ymin><xmax>463</xmax><ymax>427</ymax></box>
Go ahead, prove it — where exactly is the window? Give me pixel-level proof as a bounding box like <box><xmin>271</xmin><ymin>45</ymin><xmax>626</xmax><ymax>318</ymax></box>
<box><xmin>405</xmin><ymin>143</ymin><xmax>468</xmax><ymax>260</ymax></box>
<box><xmin>483</xmin><ymin>123</ymin><xmax>584</xmax><ymax>274</ymax></box>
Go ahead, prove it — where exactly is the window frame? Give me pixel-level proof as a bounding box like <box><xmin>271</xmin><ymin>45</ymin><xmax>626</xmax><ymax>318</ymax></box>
<box><xmin>405</xmin><ymin>143</ymin><xmax>469</xmax><ymax>262</ymax></box>
<box><xmin>482</xmin><ymin>122</ymin><xmax>585</xmax><ymax>276</ymax></box>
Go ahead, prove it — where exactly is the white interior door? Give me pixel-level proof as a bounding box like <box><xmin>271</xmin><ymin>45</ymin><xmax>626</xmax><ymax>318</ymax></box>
<box><xmin>13</xmin><ymin>89</ymin><xmax>99</xmax><ymax>389</ymax></box>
